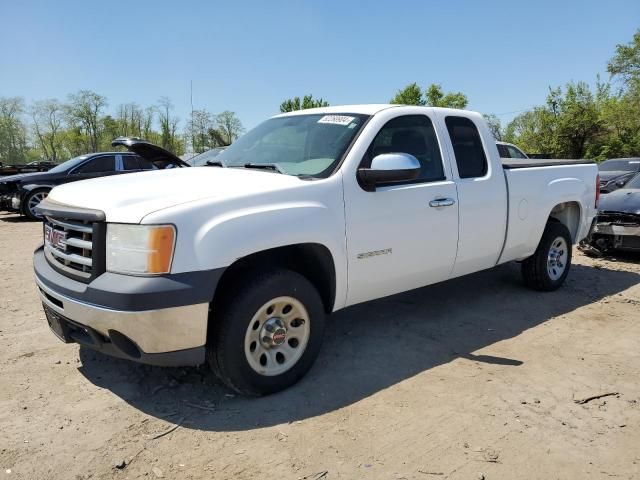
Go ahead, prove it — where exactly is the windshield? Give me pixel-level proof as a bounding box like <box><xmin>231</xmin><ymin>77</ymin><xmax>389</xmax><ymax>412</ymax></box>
<box><xmin>216</xmin><ymin>113</ymin><xmax>369</xmax><ymax>177</ymax></box>
<box><xmin>189</xmin><ymin>147</ymin><xmax>226</xmax><ymax>166</ymax></box>
<box><xmin>47</xmin><ymin>155</ymin><xmax>90</xmax><ymax>174</ymax></box>
<box><xmin>599</xmin><ymin>159</ymin><xmax>640</xmax><ymax>172</ymax></box>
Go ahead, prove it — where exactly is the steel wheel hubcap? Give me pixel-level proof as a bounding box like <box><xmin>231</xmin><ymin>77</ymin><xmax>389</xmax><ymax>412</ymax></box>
<box><xmin>547</xmin><ymin>236</ymin><xmax>568</xmax><ymax>280</ymax></box>
<box><xmin>28</xmin><ymin>192</ymin><xmax>47</xmax><ymax>217</ymax></box>
<box><xmin>244</xmin><ymin>296</ymin><xmax>310</xmax><ymax>376</ymax></box>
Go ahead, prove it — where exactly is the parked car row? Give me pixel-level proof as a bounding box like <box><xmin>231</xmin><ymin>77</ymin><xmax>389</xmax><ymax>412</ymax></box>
<box><xmin>597</xmin><ymin>157</ymin><xmax>640</xmax><ymax>193</ymax></box>
<box><xmin>0</xmin><ymin>160</ymin><xmax>57</xmax><ymax>176</ymax></box>
<box><xmin>0</xmin><ymin>138</ymin><xmax>189</xmax><ymax>219</ymax></box>
<box><xmin>584</xmin><ymin>171</ymin><xmax>640</xmax><ymax>253</ymax></box>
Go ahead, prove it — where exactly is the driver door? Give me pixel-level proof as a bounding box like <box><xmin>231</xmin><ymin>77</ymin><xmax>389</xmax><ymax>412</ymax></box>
<box><xmin>344</xmin><ymin>114</ymin><xmax>459</xmax><ymax>306</ymax></box>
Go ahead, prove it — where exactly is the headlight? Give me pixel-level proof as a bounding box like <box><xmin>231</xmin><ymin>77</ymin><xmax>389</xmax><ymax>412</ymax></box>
<box><xmin>106</xmin><ymin>224</ymin><xmax>176</xmax><ymax>275</ymax></box>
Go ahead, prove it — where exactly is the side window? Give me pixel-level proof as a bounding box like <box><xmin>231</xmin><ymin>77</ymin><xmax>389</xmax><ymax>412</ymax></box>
<box><xmin>445</xmin><ymin>117</ymin><xmax>488</xmax><ymax>178</ymax></box>
<box><xmin>122</xmin><ymin>155</ymin><xmax>141</xmax><ymax>171</ymax></box>
<box><xmin>138</xmin><ymin>157</ymin><xmax>156</xmax><ymax>170</ymax></box>
<box><xmin>497</xmin><ymin>144</ymin><xmax>510</xmax><ymax>158</ymax></box>
<box><xmin>507</xmin><ymin>145</ymin><xmax>527</xmax><ymax>159</ymax></box>
<box><xmin>367</xmin><ymin>115</ymin><xmax>445</xmax><ymax>183</ymax></box>
<box><xmin>75</xmin><ymin>156</ymin><xmax>116</xmax><ymax>174</ymax></box>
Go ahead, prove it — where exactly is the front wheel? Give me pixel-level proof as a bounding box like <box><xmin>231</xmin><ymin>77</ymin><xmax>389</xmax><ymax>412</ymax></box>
<box><xmin>23</xmin><ymin>189</ymin><xmax>49</xmax><ymax>220</ymax></box>
<box><xmin>521</xmin><ymin>221</ymin><xmax>572</xmax><ymax>291</ymax></box>
<box><xmin>207</xmin><ymin>269</ymin><xmax>325</xmax><ymax>396</ymax></box>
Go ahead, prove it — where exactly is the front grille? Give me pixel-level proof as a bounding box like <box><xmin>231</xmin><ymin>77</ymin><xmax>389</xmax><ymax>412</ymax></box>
<box><xmin>620</xmin><ymin>235</ymin><xmax>640</xmax><ymax>251</ymax></box>
<box><xmin>598</xmin><ymin>212</ymin><xmax>640</xmax><ymax>226</ymax></box>
<box><xmin>44</xmin><ymin>216</ymin><xmax>105</xmax><ymax>282</ymax></box>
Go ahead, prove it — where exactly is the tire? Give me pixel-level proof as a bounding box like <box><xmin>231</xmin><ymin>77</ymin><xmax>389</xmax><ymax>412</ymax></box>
<box><xmin>207</xmin><ymin>269</ymin><xmax>326</xmax><ymax>396</ymax></box>
<box><xmin>23</xmin><ymin>189</ymin><xmax>49</xmax><ymax>220</ymax></box>
<box><xmin>521</xmin><ymin>221</ymin><xmax>572</xmax><ymax>291</ymax></box>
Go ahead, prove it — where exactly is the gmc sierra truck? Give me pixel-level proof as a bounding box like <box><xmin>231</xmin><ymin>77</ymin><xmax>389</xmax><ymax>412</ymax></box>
<box><xmin>33</xmin><ymin>105</ymin><xmax>599</xmax><ymax>395</ymax></box>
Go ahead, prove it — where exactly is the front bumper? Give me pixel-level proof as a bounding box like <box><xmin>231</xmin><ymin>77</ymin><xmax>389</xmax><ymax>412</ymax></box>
<box><xmin>0</xmin><ymin>193</ymin><xmax>19</xmax><ymax>212</ymax></box>
<box><xmin>591</xmin><ymin>221</ymin><xmax>640</xmax><ymax>252</ymax></box>
<box><xmin>34</xmin><ymin>245</ymin><xmax>224</xmax><ymax>366</ymax></box>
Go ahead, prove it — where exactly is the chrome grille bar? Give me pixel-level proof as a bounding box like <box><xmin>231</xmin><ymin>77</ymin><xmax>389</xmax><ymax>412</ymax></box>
<box><xmin>64</xmin><ymin>237</ymin><xmax>92</xmax><ymax>250</ymax></box>
<box><xmin>47</xmin><ymin>216</ymin><xmax>93</xmax><ymax>233</ymax></box>
<box><xmin>46</xmin><ymin>243</ymin><xmax>93</xmax><ymax>267</ymax></box>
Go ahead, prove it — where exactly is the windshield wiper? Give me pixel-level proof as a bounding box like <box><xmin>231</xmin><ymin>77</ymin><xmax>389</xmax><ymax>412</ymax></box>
<box><xmin>205</xmin><ymin>159</ymin><xmax>226</xmax><ymax>167</ymax></box>
<box><xmin>242</xmin><ymin>163</ymin><xmax>285</xmax><ymax>174</ymax></box>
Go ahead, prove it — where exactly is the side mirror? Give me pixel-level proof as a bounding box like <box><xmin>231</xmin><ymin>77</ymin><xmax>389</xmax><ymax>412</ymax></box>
<box><xmin>357</xmin><ymin>153</ymin><xmax>421</xmax><ymax>192</ymax></box>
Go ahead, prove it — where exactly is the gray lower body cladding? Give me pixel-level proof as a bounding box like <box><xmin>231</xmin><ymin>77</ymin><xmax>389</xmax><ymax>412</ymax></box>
<box><xmin>34</xmin><ymin>246</ymin><xmax>226</xmax><ymax>366</ymax></box>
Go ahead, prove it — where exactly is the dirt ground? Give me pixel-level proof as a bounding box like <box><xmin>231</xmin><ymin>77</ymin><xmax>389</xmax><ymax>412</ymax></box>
<box><xmin>0</xmin><ymin>212</ymin><xmax>639</xmax><ymax>480</ymax></box>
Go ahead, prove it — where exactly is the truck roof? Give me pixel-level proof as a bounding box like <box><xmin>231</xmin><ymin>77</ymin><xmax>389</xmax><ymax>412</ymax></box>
<box><xmin>275</xmin><ymin>104</ymin><xmax>483</xmax><ymax>118</ymax></box>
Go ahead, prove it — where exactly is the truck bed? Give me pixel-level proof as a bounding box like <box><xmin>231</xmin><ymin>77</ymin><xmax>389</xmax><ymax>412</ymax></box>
<box><xmin>499</xmin><ymin>161</ymin><xmax>598</xmax><ymax>265</ymax></box>
<box><xmin>502</xmin><ymin>159</ymin><xmax>595</xmax><ymax>169</ymax></box>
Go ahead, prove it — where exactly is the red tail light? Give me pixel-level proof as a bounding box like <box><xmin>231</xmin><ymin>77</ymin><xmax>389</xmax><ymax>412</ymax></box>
<box><xmin>595</xmin><ymin>174</ymin><xmax>600</xmax><ymax>208</ymax></box>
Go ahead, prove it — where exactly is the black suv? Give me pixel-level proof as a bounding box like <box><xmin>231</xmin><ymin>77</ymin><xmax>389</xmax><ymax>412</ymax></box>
<box><xmin>0</xmin><ymin>138</ymin><xmax>188</xmax><ymax>219</ymax></box>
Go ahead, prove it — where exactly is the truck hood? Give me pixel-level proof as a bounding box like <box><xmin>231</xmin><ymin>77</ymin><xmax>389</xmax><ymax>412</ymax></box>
<box><xmin>598</xmin><ymin>188</ymin><xmax>640</xmax><ymax>215</ymax></box>
<box><xmin>47</xmin><ymin>167</ymin><xmax>306</xmax><ymax>223</ymax></box>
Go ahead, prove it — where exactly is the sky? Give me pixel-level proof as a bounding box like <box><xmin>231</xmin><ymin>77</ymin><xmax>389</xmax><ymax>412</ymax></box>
<box><xmin>1</xmin><ymin>0</ymin><xmax>638</xmax><ymax>132</ymax></box>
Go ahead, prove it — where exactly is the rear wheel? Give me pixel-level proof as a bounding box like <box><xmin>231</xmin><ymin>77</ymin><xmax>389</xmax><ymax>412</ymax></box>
<box><xmin>207</xmin><ymin>269</ymin><xmax>325</xmax><ymax>396</ymax></box>
<box><xmin>521</xmin><ymin>221</ymin><xmax>572</xmax><ymax>291</ymax></box>
<box><xmin>23</xmin><ymin>189</ymin><xmax>49</xmax><ymax>220</ymax></box>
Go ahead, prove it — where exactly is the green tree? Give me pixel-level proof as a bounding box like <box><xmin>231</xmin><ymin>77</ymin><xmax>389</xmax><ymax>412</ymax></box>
<box><xmin>503</xmin><ymin>108</ymin><xmax>557</xmax><ymax>155</ymax></box>
<box><xmin>607</xmin><ymin>29</ymin><xmax>640</xmax><ymax>86</ymax></box>
<box><xmin>390</xmin><ymin>82</ymin><xmax>425</xmax><ymax>105</ymax></box>
<box><xmin>483</xmin><ymin>114</ymin><xmax>503</xmax><ymax>141</ymax></box>
<box><xmin>187</xmin><ymin>109</ymin><xmax>214</xmax><ymax>153</ymax></box>
<box><xmin>505</xmin><ymin>83</ymin><xmax>604</xmax><ymax>158</ymax></box>
<box><xmin>157</xmin><ymin>97</ymin><xmax>181</xmax><ymax>154</ymax></box>
<box><xmin>30</xmin><ymin>99</ymin><xmax>64</xmax><ymax>162</ymax></box>
<box><xmin>0</xmin><ymin>97</ymin><xmax>28</xmax><ymax>164</ymax></box>
<box><xmin>424</xmin><ymin>84</ymin><xmax>468</xmax><ymax>109</ymax></box>
<box><xmin>215</xmin><ymin>110</ymin><xmax>244</xmax><ymax>145</ymax></box>
<box><xmin>280</xmin><ymin>94</ymin><xmax>329</xmax><ymax>112</ymax></box>
<box><xmin>66</xmin><ymin>90</ymin><xmax>107</xmax><ymax>152</ymax></box>
<box><xmin>390</xmin><ymin>83</ymin><xmax>468</xmax><ymax>108</ymax></box>
<box><xmin>549</xmin><ymin>82</ymin><xmax>602</xmax><ymax>158</ymax></box>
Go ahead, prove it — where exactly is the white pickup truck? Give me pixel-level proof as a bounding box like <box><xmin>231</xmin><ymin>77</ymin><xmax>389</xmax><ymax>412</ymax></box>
<box><xmin>34</xmin><ymin>105</ymin><xmax>599</xmax><ymax>395</ymax></box>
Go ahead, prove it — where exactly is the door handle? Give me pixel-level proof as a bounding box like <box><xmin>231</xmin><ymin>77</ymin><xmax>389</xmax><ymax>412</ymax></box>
<box><xmin>429</xmin><ymin>198</ymin><xmax>456</xmax><ymax>208</ymax></box>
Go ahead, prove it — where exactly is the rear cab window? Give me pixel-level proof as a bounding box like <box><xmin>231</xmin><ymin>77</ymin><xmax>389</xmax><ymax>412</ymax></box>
<box><xmin>445</xmin><ymin>117</ymin><xmax>488</xmax><ymax>178</ymax></box>
<box><xmin>497</xmin><ymin>144</ymin><xmax>510</xmax><ymax>158</ymax></box>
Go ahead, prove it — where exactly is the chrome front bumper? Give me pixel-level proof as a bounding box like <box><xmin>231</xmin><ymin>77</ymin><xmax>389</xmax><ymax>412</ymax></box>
<box><xmin>36</xmin><ymin>276</ymin><xmax>209</xmax><ymax>365</ymax></box>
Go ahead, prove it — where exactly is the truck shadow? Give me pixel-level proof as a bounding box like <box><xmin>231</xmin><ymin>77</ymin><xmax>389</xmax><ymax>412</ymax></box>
<box><xmin>77</xmin><ymin>261</ymin><xmax>639</xmax><ymax>432</ymax></box>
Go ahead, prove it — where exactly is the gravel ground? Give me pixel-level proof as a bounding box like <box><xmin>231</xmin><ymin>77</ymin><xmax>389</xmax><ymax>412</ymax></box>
<box><xmin>1</xmin><ymin>211</ymin><xmax>639</xmax><ymax>480</ymax></box>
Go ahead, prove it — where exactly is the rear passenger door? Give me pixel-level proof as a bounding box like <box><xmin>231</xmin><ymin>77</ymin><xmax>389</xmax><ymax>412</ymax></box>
<box><xmin>438</xmin><ymin>114</ymin><xmax>508</xmax><ymax>277</ymax></box>
<box><xmin>344</xmin><ymin>113</ymin><xmax>459</xmax><ymax>306</ymax></box>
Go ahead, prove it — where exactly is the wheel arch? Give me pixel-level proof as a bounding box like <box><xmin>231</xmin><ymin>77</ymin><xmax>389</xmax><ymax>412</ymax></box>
<box><xmin>21</xmin><ymin>186</ymin><xmax>51</xmax><ymax>217</ymax></box>
<box><xmin>548</xmin><ymin>201</ymin><xmax>582</xmax><ymax>243</ymax></box>
<box><xmin>211</xmin><ymin>243</ymin><xmax>337</xmax><ymax>315</ymax></box>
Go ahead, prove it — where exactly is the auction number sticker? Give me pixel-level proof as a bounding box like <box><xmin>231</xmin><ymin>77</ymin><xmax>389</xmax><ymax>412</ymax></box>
<box><xmin>317</xmin><ymin>115</ymin><xmax>356</xmax><ymax>126</ymax></box>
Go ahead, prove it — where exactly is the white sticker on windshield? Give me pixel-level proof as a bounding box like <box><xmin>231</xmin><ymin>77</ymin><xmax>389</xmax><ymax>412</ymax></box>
<box><xmin>318</xmin><ymin>115</ymin><xmax>356</xmax><ymax>126</ymax></box>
